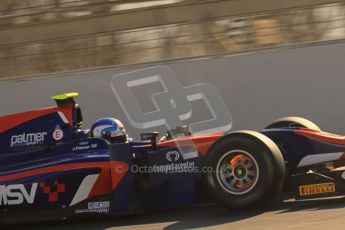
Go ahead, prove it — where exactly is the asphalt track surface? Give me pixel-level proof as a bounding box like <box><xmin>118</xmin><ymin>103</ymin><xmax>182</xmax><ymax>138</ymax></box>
<box><xmin>7</xmin><ymin>196</ymin><xmax>345</xmax><ymax>230</ymax></box>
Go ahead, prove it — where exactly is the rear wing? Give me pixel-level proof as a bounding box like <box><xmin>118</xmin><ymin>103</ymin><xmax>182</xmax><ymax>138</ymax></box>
<box><xmin>51</xmin><ymin>92</ymin><xmax>83</xmax><ymax>128</ymax></box>
<box><xmin>51</xmin><ymin>92</ymin><xmax>79</xmax><ymax>106</ymax></box>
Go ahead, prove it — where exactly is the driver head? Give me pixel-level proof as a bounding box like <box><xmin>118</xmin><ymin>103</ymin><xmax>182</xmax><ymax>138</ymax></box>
<box><xmin>91</xmin><ymin>117</ymin><xmax>127</xmax><ymax>143</ymax></box>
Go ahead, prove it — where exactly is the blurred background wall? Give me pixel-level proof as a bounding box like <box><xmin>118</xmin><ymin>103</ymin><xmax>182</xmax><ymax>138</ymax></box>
<box><xmin>1</xmin><ymin>41</ymin><xmax>345</xmax><ymax>138</ymax></box>
<box><xmin>0</xmin><ymin>0</ymin><xmax>345</xmax><ymax>78</ymax></box>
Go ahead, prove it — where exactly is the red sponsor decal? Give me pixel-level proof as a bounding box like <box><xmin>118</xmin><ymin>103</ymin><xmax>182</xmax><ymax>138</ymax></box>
<box><xmin>40</xmin><ymin>180</ymin><xmax>66</xmax><ymax>202</ymax></box>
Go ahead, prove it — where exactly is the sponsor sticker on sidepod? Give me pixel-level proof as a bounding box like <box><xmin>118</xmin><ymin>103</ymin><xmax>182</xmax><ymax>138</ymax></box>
<box><xmin>52</xmin><ymin>128</ymin><xmax>63</xmax><ymax>141</ymax></box>
<box><xmin>10</xmin><ymin>132</ymin><xmax>47</xmax><ymax>147</ymax></box>
<box><xmin>88</xmin><ymin>201</ymin><xmax>110</xmax><ymax>210</ymax></box>
<box><xmin>75</xmin><ymin>201</ymin><xmax>110</xmax><ymax>214</ymax></box>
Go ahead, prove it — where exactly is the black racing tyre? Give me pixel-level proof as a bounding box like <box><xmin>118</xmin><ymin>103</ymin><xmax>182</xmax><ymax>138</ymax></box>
<box><xmin>204</xmin><ymin>131</ymin><xmax>285</xmax><ymax>209</ymax></box>
<box><xmin>265</xmin><ymin>116</ymin><xmax>320</xmax><ymax>131</ymax></box>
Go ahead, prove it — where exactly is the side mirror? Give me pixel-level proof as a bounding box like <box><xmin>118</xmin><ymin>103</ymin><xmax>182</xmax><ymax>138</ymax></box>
<box><xmin>141</xmin><ymin>132</ymin><xmax>159</xmax><ymax>150</ymax></box>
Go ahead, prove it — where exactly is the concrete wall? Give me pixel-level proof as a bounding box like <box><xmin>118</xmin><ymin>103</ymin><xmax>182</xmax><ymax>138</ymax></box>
<box><xmin>1</xmin><ymin>41</ymin><xmax>345</xmax><ymax>138</ymax></box>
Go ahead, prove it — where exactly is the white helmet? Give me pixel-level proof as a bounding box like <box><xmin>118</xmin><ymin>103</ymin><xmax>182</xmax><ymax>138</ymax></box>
<box><xmin>91</xmin><ymin>117</ymin><xmax>127</xmax><ymax>142</ymax></box>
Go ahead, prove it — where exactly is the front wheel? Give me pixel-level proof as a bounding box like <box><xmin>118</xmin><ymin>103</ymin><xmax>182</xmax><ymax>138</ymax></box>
<box><xmin>204</xmin><ymin>131</ymin><xmax>285</xmax><ymax>209</ymax></box>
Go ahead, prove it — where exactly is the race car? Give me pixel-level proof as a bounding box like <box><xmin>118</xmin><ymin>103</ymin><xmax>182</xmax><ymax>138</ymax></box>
<box><xmin>1</xmin><ymin>92</ymin><xmax>345</xmax><ymax>223</ymax></box>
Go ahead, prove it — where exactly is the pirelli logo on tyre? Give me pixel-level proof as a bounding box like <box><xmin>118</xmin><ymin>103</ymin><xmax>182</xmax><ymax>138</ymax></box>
<box><xmin>299</xmin><ymin>182</ymin><xmax>335</xmax><ymax>196</ymax></box>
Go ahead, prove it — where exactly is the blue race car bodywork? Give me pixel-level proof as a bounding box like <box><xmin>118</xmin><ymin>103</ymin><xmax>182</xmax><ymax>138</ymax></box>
<box><xmin>2</xmin><ymin>93</ymin><xmax>345</xmax><ymax>223</ymax></box>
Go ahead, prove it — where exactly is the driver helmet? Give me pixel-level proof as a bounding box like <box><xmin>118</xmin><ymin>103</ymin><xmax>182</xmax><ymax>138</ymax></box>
<box><xmin>91</xmin><ymin>117</ymin><xmax>127</xmax><ymax>143</ymax></box>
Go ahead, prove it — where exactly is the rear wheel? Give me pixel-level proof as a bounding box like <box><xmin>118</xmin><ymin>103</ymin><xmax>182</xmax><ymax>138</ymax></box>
<box><xmin>265</xmin><ymin>116</ymin><xmax>320</xmax><ymax>131</ymax></box>
<box><xmin>204</xmin><ymin>131</ymin><xmax>285</xmax><ymax>209</ymax></box>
